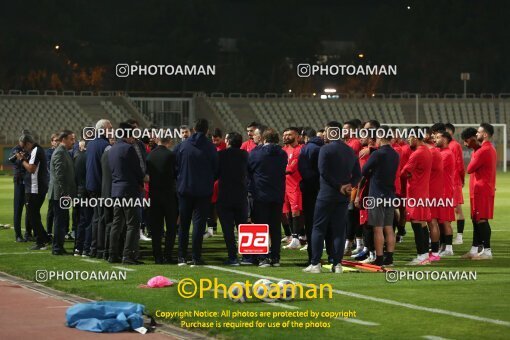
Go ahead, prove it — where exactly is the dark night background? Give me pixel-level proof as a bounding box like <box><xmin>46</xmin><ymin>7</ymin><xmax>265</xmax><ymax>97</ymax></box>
<box><xmin>0</xmin><ymin>0</ymin><xmax>508</xmax><ymax>94</ymax></box>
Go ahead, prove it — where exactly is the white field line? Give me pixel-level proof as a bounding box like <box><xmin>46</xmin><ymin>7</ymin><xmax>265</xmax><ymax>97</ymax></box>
<box><xmin>111</xmin><ymin>266</ymin><xmax>136</xmax><ymax>272</ymax></box>
<box><xmin>205</xmin><ymin>265</ymin><xmax>510</xmax><ymax>327</ymax></box>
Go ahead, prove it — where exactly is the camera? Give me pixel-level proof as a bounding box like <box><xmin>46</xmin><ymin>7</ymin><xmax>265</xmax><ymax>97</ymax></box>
<box><xmin>9</xmin><ymin>151</ymin><xmax>28</xmax><ymax>162</ymax></box>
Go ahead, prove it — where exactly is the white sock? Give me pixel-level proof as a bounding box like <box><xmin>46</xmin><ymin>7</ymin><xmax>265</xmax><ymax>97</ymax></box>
<box><xmin>470</xmin><ymin>246</ymin><xmax>478</xmax><ymax>254</ymax></box>
<box><xmin>345</xmin><ymin>240</ymin><xmax>352</xmax><ymax>249</ymax></box>
<box><xmin>445</xmin><ymin>245</ymin><xmax>453</xmax><ymax>252</ymax></box>
<box><xmin>356</xmin><ymin>238</ymin><xmax>363</xmax><ymax>248</ymax></box>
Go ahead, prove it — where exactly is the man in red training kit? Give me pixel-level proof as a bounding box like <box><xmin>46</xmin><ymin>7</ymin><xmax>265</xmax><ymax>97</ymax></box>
<box><xmin>467</xmin><ymin>123</ymin><xmax>497</xmax><ymax>260</ymax></box>
<box><xmin>445</xmin><ymin>123</ymin><xmax>466</xmax><ymax>245</ymax></box>
<box><xmin>401</xmin><ymin>127</ymin><xmax>432</xmax><ymax>265</ymax></box>
<box><xmin>424</xmin><ymin>127</ymin><xmax>443</xmax><ymax>262</ymax></box>
<box><xmin>241</xmin><ymin>121</ymin><xmax>259</xmax><ymax>153</ymax></box>
<box><xmin>435</xmin><ymin>130</ymin><xmax>456</xmax><ymax>258</ymax></box>
<box><xmin>282</xmin><ymin>127</ymin><xmax>304</xmax><ymax>249</ymax></box>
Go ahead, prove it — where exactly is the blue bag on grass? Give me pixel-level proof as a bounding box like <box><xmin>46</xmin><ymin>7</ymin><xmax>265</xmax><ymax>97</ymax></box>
<box><xmin>66</xmin><ymin>301</ymin><xmax>145</xmax><ymax>332</ymax></box>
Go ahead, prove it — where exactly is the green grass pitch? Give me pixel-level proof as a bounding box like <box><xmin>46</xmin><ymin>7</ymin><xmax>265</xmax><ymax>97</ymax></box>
<box><xmin>0</xmin><ymin>173</ymin><xmax>509</xmax><ymax>339</ymax></box>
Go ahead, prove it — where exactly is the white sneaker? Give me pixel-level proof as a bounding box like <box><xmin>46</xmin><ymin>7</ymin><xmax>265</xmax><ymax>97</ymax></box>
<box><xmin>140</xmin><ymin>231</ymin><xmax>151</xmax><ymax>241</ymax></box>
<box><xmin>438</xmin><ymin>249</ymin><xmax>454</xmax><ymax>257</ymax></box>
<box><xmin>284</xmin><ymin>238</ymin><xmax>301</xmax><ymax>249</ymax></box>
<box><xmin>203</xmin><ymin>231</ymin><xmax>212</xmax><ymax>239</ymax></box>
<box><xmin>472</xmin><ymin>251</ymin><xmax>493</xmax><ymax>260</ymax></box>
<box><xmin>281</xmin><ymin>236</ymin><xmax>292</xmax><ymax>243</ymax></box>
<box><xmin>351</xmin><ymin>247</ymin><xmax>364</xmax><ymax>255</ymax></box>
<box><xmin>299</xmin><ymin>244</ymin><xmax>308</xmax><ymax>251</ymax></box>
<box><xmin>332</xmin><ymin>264</ymin><xmax>343</xmax><ymax>274</ymax></box>
<box><xmin>303</xmin><ymin>263</ymin><xmax>322</xmax><ymax>273</ymax></box>
<box><xmin>407</xmin><ymin>257</ymin><xmax>431</xmax><ymax>266</ymax></box>
<box><xmin>453</xmin><ymin>235</ymin><xmax>463</xmax><ymax>245</ymax></box>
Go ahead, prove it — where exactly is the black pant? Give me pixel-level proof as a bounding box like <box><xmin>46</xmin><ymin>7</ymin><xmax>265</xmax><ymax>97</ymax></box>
<box><xmin>13</xmin><ymin>182</ymin><xmax>30</xmax><ymax>239</ymax></box>
<box><xmin>252</xmin><ymin>200</ymin><xmax>282</xmax><ymax>262</ymax></box>
<box><xmin>150</xmin><ymin>196</ymin><xmax>178</xmax><ymax>260</ymax></box>
<box><xmin>301</xmin><ymin>182</ymin><xmax>319</xmax><ymax>263</ymax></box>
<box><xmin>103</xmin><ymin>206</ymin><xmax>113</xmax><ymax>256</ymax></box>
<box><xmin>52</xmin><ymin>199</ymin><xmax>70</xmax><ymax>252</ymax></box>
<box><xmin>75</xmin><ymin>204</ymin><xmax>93</xmax><ymax>252</ymax></box>
<box><xmin>178</xmin><ymin>194</ymin><xmax>210</xmax><ymax>261</ymax></box>
<box><xmin>311</xmin><ymin>199</ymin><xmax>348</xmax><ymax>266</ymax></box>
<box><xmin>207</xmin><ymin>202</ymin><xmax>218</xmax><ymax>231</ymax></box>
<box><xmin>110</xmin><ymin>205</ymin><xmax>140</xmax><ymax>259</ymax></box>
<box><xmin>25</xmin><ymin>193</ymin><xmax>48</xmax><ymax>246</ymax></box>
<box><xmin>89</xmin><ymin>191</ymin><xmax>104</xmax><ymax>255</ymax></box>
<box><xmin>217</xmin><ymin>202</ymin><xmax>248</xmax><ymax>260</ymax></box>
<box><xmin>46</xmin><ymin>198</ymin><xmax>54</xmax><ymax>235</ymax></box>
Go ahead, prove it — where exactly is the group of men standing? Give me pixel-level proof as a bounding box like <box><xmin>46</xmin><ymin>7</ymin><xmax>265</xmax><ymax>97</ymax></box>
<box><xmin>10</xmin><ymin>116</ymin><xmax>497</xmax><ymax>270</ymax></box>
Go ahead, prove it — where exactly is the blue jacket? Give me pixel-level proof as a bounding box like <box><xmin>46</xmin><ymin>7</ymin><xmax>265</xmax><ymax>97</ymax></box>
<box><xmin>86</xmin><ymin>136</ymin><xmax>110</xmax><ymax>193</ymax></box>
<box><xmin>362</xmin><ymin>144</ymin><xmax>399</xmax><ymax>199</ymax></box>
<box><xmin>317</xmin><ymin>140</ymin><xmax>361</xmax><ymax>202</ymax></box>
<box><xmin>298</xmin><ymin>137</ymin><xmax>323</xmax><ymax>189</ymax></box>
<box><xmin>175</xmin><ymin>132</ymin><xmax>218</xmax><ymax>197</ymax></box>
<box><xmin>108</xmin><ymin>139</ymin><xmax>144</xmax><ymax>198</ymax></box>
<box><xmin>45</xmin><ymin>147</ymin><xmax>55</xmax><ymax>172</ymax></box>
<box><xmin>248</xmin><ymin>143</ymin><xmax>287</xmax><ymax>204</ymax></box>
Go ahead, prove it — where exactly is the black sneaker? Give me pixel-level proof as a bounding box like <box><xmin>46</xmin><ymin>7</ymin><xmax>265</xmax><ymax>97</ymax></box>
<box><xmin>122</xmin><ymin>257</ymin><xmax>144</xmax><ymax>265</ymax></box>
<box><xmin>258</xmin><ymin>258</ymin><xmax>272</xmax><ymax>268</ymax></box>
<box><xmin>154</xmin><ymin>257</ymin><xmax>166</xmax><ymax>265</ymax></box>
<box><xmin>74</xmin><ymin>249</ymin><xmax>82</xmax><ymax>257</ymax></box>
<box><xmin>82</xmin><ymin>251</ymin><xmax>91</xmax><ymax>257</ymax></box>
<box><xmin>224</xmin><ymin>258</ymin><xmax>240</xmax><ymax>266</ymax></box>
<box><xmin>382</xmin><ymin>257</ymin><xmax>394</xmax><ymax>267</ymax></box>
<box><xmin>177</xmin><ymin>257</ymin><xmax>187</xmax><ymax>266</ymax></box>
<box><xmin>96</xmin><ymin>251</ymin><xmax>104</xmax><ymax>259</ymax></box>
<box><xmin>16</xmin><ymin>237</ymin><xmax>26</xmax><ymax>243</ymax></box>
<box><xmin>108</xmin><ymin>256</ymin><xmax>122</xmax><ymax>263</ymax></box>
<box><xmin>52</xmin><ymin>250</ymin><xmax>64</xmax><ymax>255</ymax></box>
<box><xmin>188</xmin><ymin>259</ymin><xmax>206</xmax><ymax>267</ymax></box>
<box><xmin>29</xmin><ymin>244</ymin><xmax>47</xmax><ymax>250</ymax></box>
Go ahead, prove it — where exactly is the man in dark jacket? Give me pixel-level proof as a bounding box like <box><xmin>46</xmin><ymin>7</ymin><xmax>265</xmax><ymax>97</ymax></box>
<box><xmin>86</xmin><ymin>119</ymin><xmax>112</xmax><ymax>258</ymax></box>
<box><xmin>304</xmin><ymin>121</ymin><xmax>361</xmax><ymax>274</ymax></box>
<box><xmin>9</xmin><ymin>141</ymin><xmax>31</xmax><ymax>242</ymax></box>
<box><xmin>217</xmin><ymin>132</ymin><xmax>249</xmax><ymax>265</ymax></box>
<box><xmin>146</xmin><ymin>136</ymin><xmax>178</xmax><ymax>264</ymax></box>
<box><xmin>108</xmin><ymin>123</ymin><xmax>144</xmax><ymax>265</ymax></box>
<box><xmin>248</xmin><ymin>128</ymin><xmax>287</xmax><ymax>268</ymax></box>
<box><xmin>74</xmin><ymin>140</ymin><xmax>93</xmax><ymax>256</ymax></box>
<box><xmin>100</xmin><ymin>140</ymin><xmax>114</xmax><ymax>260</ymax></box>
<box><xmin>48</xmin><ymin>130</ymin><xmax>77</xmax><ymax>255</ymax></box>
<box><xmin>175</xmin><ymin>118</ymin><xmax>218</xmax><ymax>266</ymax></box>
<box><xmin>298</xmin><ymin>127</ymin><xmax>324</xmax><ymax>264</ymax></box>
<box><xmin>45</xmin><ymin>133</ymin><xmax>58</xmax><ymax>238</ymax></box>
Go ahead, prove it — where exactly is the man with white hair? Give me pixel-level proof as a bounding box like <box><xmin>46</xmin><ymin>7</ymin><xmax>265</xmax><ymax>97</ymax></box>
<box><xmin>85</xmin><ymin>119</ymin><xmax>112</xmax><ymax>258</ymax></box>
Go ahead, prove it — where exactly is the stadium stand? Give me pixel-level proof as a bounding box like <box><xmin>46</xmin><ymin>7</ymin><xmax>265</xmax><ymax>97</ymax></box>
<box><xmin>0</xmin><ymin>95</ymin><xmax>149</xmax><ymax>144</ymax></box>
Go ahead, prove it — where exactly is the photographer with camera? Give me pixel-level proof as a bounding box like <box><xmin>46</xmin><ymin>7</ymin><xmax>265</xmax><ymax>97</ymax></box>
<box><xmin>17</xmin><ymin>134</ymin><xmax>50</xmax><ymax>250</ymax></box>
<box><xmin>9</xmin><ymin>139</ymin><xmax>32</xmax><ymax>242</ymax></box>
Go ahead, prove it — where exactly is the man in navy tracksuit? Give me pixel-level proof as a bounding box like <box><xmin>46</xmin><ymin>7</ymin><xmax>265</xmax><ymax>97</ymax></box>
<box><xmin>108</xmin><ymin>123</ymin><xmax>145</xmax><ymax>264</ymax></box>
<box><xmin>248</xmin><ymin>128</ymin><xmax>287</xmax><ymax>268</ymax></box>
<box><xmin>216</xmin><ymin>132</ymin><xmax>249</xmax><ymax>265</ymax></box>
<box><xmin>175</xmin><ymin>119</ymin><xmax>218</xmax><ymax>266</ymax></box>
<box><xmin>298</xmin><ymin>127</ymin><xmax>324</xmax><ymax>264</ymax></box>
<box><xmin>85</xmin><ymin>119</ymin><xmax>112</xmax><ymax>258</ymax></box>
<box><xmin>304</xmin><ymin>121</ymin><xmax>361</xmax><ymax>274</ymax></box>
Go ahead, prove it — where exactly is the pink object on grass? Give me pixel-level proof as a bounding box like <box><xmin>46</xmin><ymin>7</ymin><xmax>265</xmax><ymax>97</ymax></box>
<box><xmin>138</xmin><ymin>276</ymin><xmax>174</xmax><ymax>288</ymax></box>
